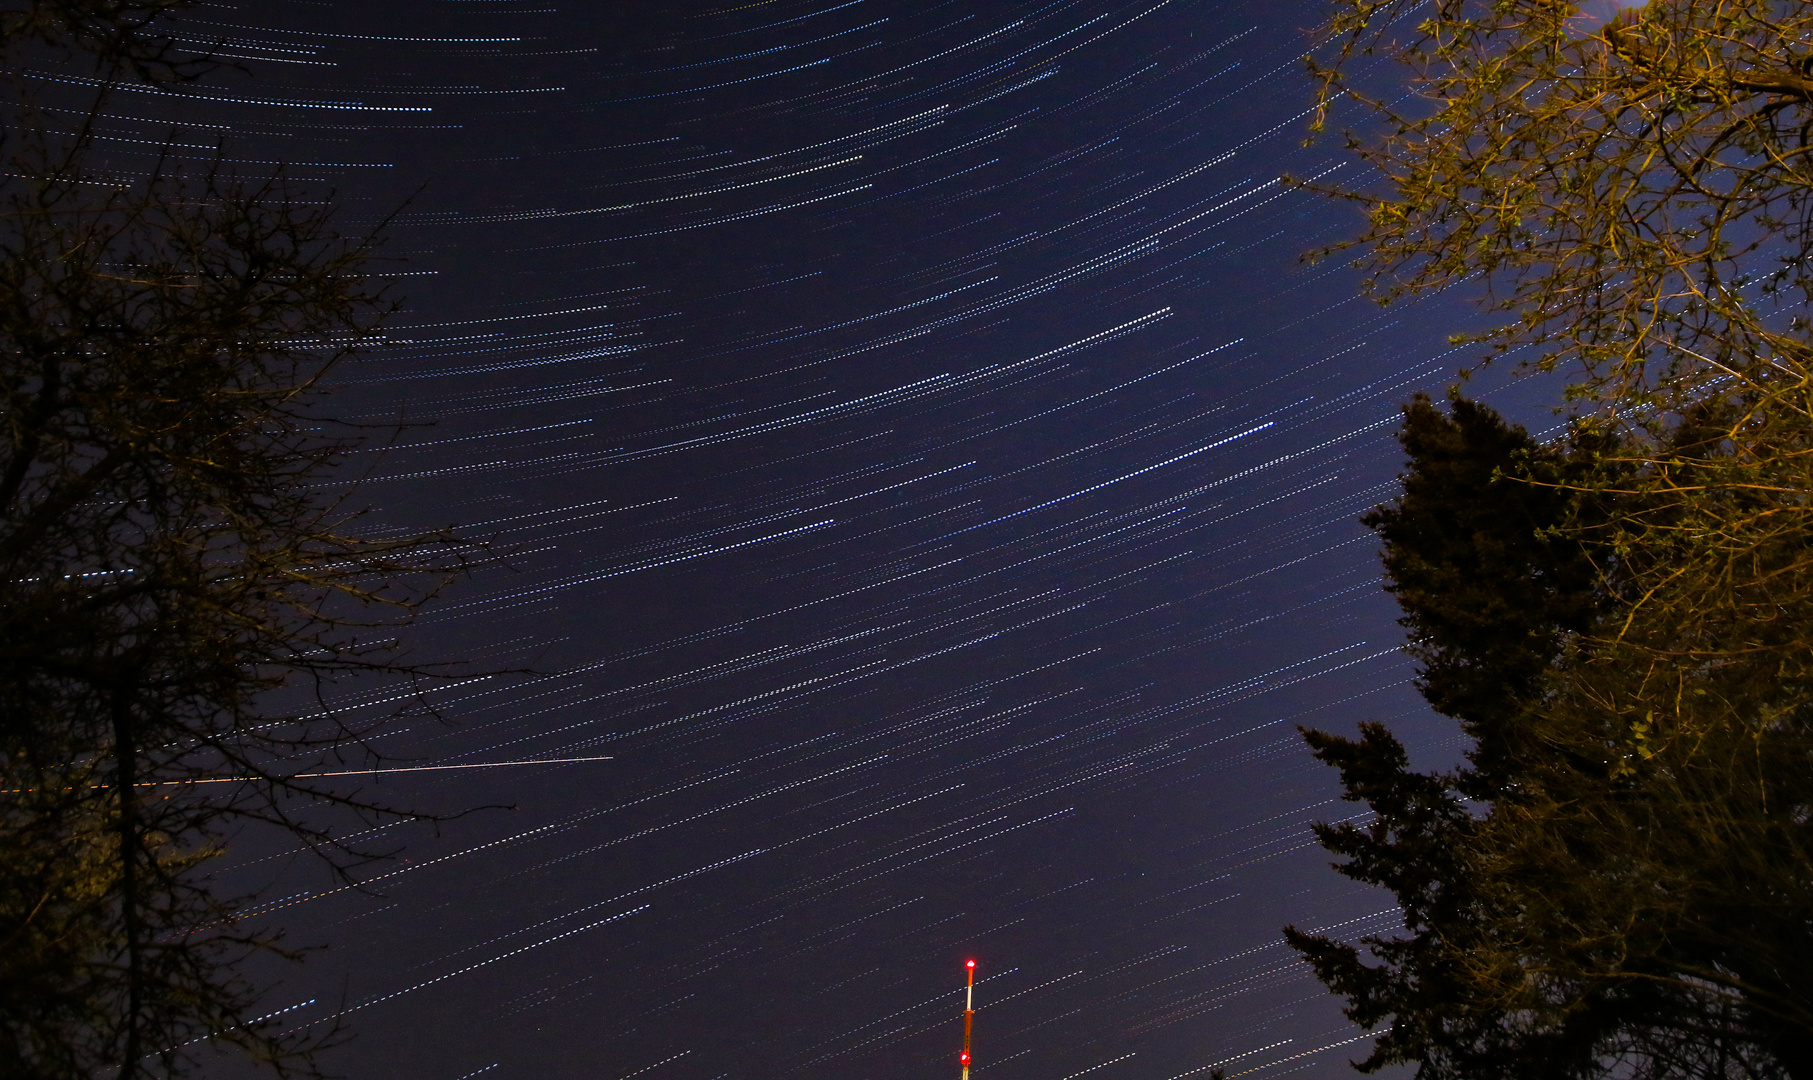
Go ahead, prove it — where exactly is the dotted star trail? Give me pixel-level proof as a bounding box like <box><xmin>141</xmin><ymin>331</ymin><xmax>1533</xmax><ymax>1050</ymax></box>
<box><xmin>50</xmin><ymin>1</ymin><xmax>1500</xmax><ymax>1077</ymax></box>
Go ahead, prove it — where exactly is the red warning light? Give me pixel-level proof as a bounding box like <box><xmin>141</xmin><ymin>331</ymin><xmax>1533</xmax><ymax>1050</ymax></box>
<box><xmin>960</xmin><ymin>1053</ymin><xmax>971</xmax><ymax>1064</ymax></box>
<box><xmin>966</xmin><ymin>959</ymin><xmax>976</xmax><ymax>968</ymax></box>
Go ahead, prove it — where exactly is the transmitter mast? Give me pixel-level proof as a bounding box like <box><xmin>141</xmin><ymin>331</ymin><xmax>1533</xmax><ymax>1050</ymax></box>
<box><xmin>960</xmin><ymin>959</ymin><xmax>976</xmax><ymax>1080</ymax></box>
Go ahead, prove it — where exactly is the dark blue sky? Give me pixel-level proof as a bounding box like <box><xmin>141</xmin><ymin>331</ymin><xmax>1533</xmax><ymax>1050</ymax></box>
<box><xmin>77</xmin><ymin>1</ymin><xmax>1506</xmax><ymax>1076</ymax></box>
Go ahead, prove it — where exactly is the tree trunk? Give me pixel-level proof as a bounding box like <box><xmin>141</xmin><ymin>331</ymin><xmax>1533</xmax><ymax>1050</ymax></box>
<box><xmin>111</xmin><ymin>690</ymin><xmax>141</xmax><ymax>1080</ymax></box>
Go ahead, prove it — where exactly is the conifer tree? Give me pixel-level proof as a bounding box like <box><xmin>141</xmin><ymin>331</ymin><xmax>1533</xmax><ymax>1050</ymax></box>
<box><xmin>1288</xmin><ymin>3</ymin><xmax>1813</xmax><ymax>1073</ymax></box>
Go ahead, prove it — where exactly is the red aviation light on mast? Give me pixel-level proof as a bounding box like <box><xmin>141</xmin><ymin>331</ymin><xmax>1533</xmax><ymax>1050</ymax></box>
<box><xmin>959</xmin><ymin>959</ymin><xmax>977</xmax><ymax>1079</ymax></box>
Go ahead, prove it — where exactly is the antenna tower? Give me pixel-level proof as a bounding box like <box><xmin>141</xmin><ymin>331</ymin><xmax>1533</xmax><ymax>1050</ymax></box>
<box><xmin>959</xmin><ymin>959</ymin><xmax>976</xmax><ymax>1080</ymax></box>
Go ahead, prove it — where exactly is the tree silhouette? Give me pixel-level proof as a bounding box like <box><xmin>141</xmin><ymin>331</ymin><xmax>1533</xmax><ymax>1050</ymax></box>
<box><xmin>1287</xmin><ymin>5</ymin><xmax>1813</xmax><ymax>1073</ymax></box>
<box><xmin>0</xmin><ymin>4</ymin><xmax>485</xmax><ymax>1076</ymax></box>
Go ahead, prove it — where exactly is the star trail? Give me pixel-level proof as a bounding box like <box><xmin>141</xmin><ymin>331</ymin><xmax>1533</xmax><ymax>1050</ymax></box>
<box><xmin>34</xmin><ymin>1</ymin><xmax>1501</xmax><ymax>1076</ymax></box>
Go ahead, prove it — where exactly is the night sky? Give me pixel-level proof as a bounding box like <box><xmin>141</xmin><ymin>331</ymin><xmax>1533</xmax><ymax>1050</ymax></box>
<box><xmin>61</xmin><ymin>1</ymin><xmax>1516</xmax><ymax>1076</ymax></box>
